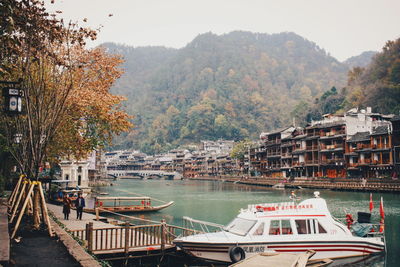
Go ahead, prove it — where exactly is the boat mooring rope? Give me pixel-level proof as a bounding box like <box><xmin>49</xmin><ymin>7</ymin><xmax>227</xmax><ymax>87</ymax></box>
<box><xmin>114</xmin><ymin>188</ymin><xmax>168</xmax><ymax>204</ymax></box>
<box><xmin>98</xmin><ymin>208</ymin><xmax>161</xmax><ymax>224</ymax></box>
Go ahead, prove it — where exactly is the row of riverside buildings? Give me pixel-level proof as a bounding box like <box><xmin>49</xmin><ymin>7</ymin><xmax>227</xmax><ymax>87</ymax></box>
<box><xmin>247</xmin><ymin>108</ymin><xmax>400</xmax><ymax>179</ymax></box>
<box><xmin>59</xmin><ymin>107</ymin><xmax>400</xmax><ymax>185</ymax></box>
<box><xmin>103</xmin><ymin>140</ymin><xmax>238</xmax><ymax>178</ymax></box>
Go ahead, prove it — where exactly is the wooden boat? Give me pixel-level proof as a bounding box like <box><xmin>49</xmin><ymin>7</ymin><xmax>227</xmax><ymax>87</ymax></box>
<box><xmin>84</xmin><ymin>196</ymin><xmax>174</xmax><ymax>214</ymax></box>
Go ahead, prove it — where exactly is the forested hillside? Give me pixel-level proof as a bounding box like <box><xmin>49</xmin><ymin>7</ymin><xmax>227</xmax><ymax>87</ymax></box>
<box><xmin>345</xmin><ymin>38</ymin><xmax>400</xmax><ymax>114</ymax></box>
<box><xmin>103</xmin><ymin>31</ymin><xmax>352</xmax><ymax>154</ymax></box>
<box><xmin>292</xmin><ymin>38</ymin><xmax>400</xmax><ymax>126</ymax></box>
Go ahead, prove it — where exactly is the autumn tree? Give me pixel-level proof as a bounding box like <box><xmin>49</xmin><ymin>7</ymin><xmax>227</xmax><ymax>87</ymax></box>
<box><xmin>230</xmin><ymin>140</ymin><xmax>252</xmax><ymax>161</ymax></box>
<box><xmin>0</xmin><ymin>0</ymin><xmax>131</xmax><ymax>230</ymax></box>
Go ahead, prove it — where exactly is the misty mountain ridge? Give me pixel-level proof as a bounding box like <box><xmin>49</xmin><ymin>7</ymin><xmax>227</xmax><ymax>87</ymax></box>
<box><xmin>344</xmin><ymin>51</ymin><xmax>377</xmax><ymax>68</ymax></box>
<box><xmin>101</xmin><ymin>31</ymin><xmax>374</xmax><ymax>153</ymax></box>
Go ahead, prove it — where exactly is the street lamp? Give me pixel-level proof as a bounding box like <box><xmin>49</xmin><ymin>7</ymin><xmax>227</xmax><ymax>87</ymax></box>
<box><xmin>1</xmin><ymin>80</ymin><xmax>24</xmax><ymax>115</ymax></box>
<box><xmin>13</xmin><ymin>133</ymin><xmax>23</xmax><ymax>144</ymax></box>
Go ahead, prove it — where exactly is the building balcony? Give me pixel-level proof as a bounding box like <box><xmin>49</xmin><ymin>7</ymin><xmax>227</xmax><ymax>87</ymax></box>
<box><xmin>292</xmin><ymin>148</ymin><xmax>306</xmax><ymax>155</ymax></box>
<box><xmin>305</xmin><ymin>160</ymin><xmax>319</xmax><ymax>165</ymax></box>
<box><xmin>320</xmin><ymin>159</ymin><xmax>345</xmax><ymax>165</ymax></box>
<box><xmin>281</xmin><ymin>142</ymin><xmax>293</xmax><ymax>148</ymax></box>
<box><xmin>371</xmin><ymin>144</ymin><xmax>391</xmax><ymax>150</ymax></box>
<box><xmin>319</xmin><ymin>132</ymin><xmax>346</xmax><ymax>140</ymax></box>
<box><xmin>371</xmin><ymin>160</ymin><xmax>392</xmax><ymax>165</ymax></box>
<box><xmin>267</xmin><ymin>153</ymin><xmax>281</xmax><ymax>158</ymax></box>
<box><xmin>320</xmin><ymin>144</ymin><xmax>344</xmax><ymax>151</ymax></box>
<box><xmin>266</xmin><ymin>140</ymin><xmax>281</xmax><ymax>146</ymax></box>
<box><xmin>320</xmin><ymin>130</ymin><xmax>346</xmax><ymax>137</ymax></box>
<box><xmin>292</xmin><ymin>162</ymin><xmax>305</xmax><ymax>167</ymax></box>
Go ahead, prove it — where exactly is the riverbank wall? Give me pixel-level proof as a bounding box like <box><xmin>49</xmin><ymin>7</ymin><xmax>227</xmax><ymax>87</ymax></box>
<box><xmin>189</xmin><ymin>176</ymin><xmax>400</xmax><ymax>193</ymax></box>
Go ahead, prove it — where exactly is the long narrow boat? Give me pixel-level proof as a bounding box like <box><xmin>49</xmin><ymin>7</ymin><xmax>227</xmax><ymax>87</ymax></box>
<box><xmin>84</xmin><ymin>196</ymin><xmax>174</xmax><ymax>214</ymax></box>
<box><xmin>174</xmin><ymin>192</ymin><xmax>385</xmax><ymax>264</ymax></box>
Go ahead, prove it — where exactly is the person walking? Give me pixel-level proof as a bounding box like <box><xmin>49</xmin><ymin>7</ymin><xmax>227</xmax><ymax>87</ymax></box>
<box><xmin>62</xmin><ymin>195</ymin><xmax>72</xmax><ymax>220</ymax></box>
<box><xmin>75</xmin><ymin>193</ymin><xmax>85</xmax><ymax>220</ymax></box>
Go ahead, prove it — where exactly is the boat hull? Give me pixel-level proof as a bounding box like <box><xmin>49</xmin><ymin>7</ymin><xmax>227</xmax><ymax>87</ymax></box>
<box><xmin>84</xmin><ymin>201</ymin><xmax>174</xmax><ymax>214</ymax></box>
<box><xmin>174</xmin><ymin>239</ymin><xmax>385</xmax><ymax>264</ymax></box>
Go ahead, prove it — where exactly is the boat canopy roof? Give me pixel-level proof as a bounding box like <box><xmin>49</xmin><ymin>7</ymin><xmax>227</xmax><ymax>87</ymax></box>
<box><xmin>240</xmin><ymin>197</ymin><xmax>331</xmax><ymax>219</ymax></box>
<box><xmin>95</xmin><ymin>196</ymin><xmax>151</xmax><ymax>201</ymax></box>
<box><xmin>61</xmin><ymin>189</ymin><xmax>82</xmax><ymax>193</ymax></box>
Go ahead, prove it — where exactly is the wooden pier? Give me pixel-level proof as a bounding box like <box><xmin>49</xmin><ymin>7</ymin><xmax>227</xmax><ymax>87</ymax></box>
<box><xmin>47</xmin><ymin>204</ymin><xmax>197</xmax><ymax>259</ymax></box>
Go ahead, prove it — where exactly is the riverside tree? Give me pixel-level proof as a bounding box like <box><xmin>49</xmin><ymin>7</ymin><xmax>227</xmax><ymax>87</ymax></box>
<box><xmin>0</xmin><ymin>0</ymin><xmax>131</xmax><ymax>229</ymax></box>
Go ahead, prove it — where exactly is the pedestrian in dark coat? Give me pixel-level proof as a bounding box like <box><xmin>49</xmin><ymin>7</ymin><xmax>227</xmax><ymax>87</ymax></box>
<box><xmin>62</xmin><ymin>195</ymin><xmax>72</xmax><ymax>220</ymax></box>
<box><xmin>75</xmin><ymin>193</ymin><xmax>85</xmax><ymax>220</ymax></box>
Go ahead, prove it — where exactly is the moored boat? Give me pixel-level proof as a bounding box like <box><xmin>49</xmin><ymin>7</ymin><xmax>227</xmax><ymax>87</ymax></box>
<box><xmin>84</xmin><ymin>196</ymin><xmax>174</xmax><ymax>214</ymax></box>
<box><xmin>174</xmin><ymin>192</ymin><xmax>385</xmax><ymax>264</ymax></box>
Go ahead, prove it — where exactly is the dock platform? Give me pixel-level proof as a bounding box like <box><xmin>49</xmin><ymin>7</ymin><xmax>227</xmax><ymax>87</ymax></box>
<box><xmin>47</xmin><ymin>203</ymin><xmax>192</xmax><ymax>257</ymax></box>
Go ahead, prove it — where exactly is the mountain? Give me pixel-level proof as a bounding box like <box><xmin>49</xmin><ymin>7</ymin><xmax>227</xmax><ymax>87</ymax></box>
<box><xmin>344</xmin><ymin>51</ymin><xmax>377</xmax><ymax>68</ymax></box>
<box><xmin>102</xmin><ymin>31</ymin><xmax>350</xmax><ymax>154</ymax></box>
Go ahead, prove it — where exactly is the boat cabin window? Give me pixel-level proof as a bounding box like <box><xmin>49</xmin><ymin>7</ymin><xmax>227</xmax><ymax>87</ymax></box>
<box><xmin>253</xmin><ymin>222</ymin><xmax>265</xmax><ymax>235</ymax></box>
<box><xmin>268</xmin><ymin>220</ymin><xmax>293</xmax><ymax>235</ymax></box>
<box><xmin>224</xmin><ymin>217</ymin><xmax>256</xmax><ymax>236</ymax></box>
<box><xmin>295</xmin><ymin>219</ymin><xmax>327</xmax><ymax>234</ymax></box>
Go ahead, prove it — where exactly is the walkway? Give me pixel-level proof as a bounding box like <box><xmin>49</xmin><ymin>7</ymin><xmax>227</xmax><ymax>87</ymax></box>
<box><xmin>47</xmin><ymin>203</ymin><xmax>118</xmax><ymax>231</ymax></box>
<box><xmin>47</xmin><ymin>203</ymin><xmax>176</xmax><ymax>256</ymax></box>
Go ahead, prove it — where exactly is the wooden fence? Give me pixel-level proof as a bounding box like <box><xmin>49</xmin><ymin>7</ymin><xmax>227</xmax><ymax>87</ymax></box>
<box><xmin>70</xmin><ymin>221</ymin><xmax>200</xmax><ymax>254</ymax></box>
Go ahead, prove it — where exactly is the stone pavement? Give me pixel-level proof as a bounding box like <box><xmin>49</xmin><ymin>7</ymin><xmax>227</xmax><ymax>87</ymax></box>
<box><xmin>47</xmin><ymin>203</ymin><xmax>117</xmax><ymax>230</ymax></box>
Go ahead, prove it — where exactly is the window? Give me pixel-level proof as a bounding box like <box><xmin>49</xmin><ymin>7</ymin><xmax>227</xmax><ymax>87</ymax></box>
<box><xmin>281</xmin><ymin>220</ymin><xmax>293</xmax><ymax>235</ymax></box>
<box><xmin>295</xmin><ymin>219</ymin><xmax>327</xmax><ymax>234</ymax></box>
<box><xmin>65</xmin><ymin>174</ymin><xmax>69</xmax><ymax>180</ymax></box>
<box><xmin>224</xmin><ymin>217</ymin><xmax>256</xmax><ymax>236</ymax></box>
<box><xmin>318</xmin><ymin>222</ymin><xmax>327</xmax><ymax>234</ymax></box>
<box><xmin>296</xmin><ymin>220</ymin><xmax>309</xmax><ymax>234</ymax></box>
<box><xmin>269</xmin><ymin>220</ymin><xmax>280</xmax><ymax>235</ymax></box>
<box><xmin>253</xmin><ymin>222</ymin><xmax>264</xmax><ymax>235</ymax></box>
<box><xmin>268</xmin><ymin>220</ymin><xmax>293</xmax><ymax>235</ymax></box>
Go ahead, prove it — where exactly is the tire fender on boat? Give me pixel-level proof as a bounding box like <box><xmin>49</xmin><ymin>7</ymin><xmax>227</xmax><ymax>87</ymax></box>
<box><xmin>229</xmin><ymin>246</ymin><xmax>245</xmax><ymax>263</ymax></box>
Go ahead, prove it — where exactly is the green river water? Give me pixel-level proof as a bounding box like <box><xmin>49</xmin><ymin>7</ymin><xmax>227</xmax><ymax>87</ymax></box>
<box><xmin>94</xmin><ymin>179</ymin><xmax>400</xmax><ymax>267</ymax></box>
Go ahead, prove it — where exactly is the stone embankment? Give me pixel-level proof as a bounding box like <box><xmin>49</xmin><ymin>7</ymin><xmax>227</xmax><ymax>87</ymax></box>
<box><xmin>190</xmin><ymin>176</ymin><xmax>400</xmax><ymax>192</ymax></box>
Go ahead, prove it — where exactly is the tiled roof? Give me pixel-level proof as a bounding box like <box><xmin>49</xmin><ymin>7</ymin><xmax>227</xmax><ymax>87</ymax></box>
<box><xmin>293</xmin><ymin>134</ymin><xmax>307</xmax><ymax>140</ymax></box>
<box><xmin>267</xmin><ymin>126</ymin><xmax>294</xmax><ymax>136</ymax></box>
<box><xmin>347</xmin><ymin>132</ymin><xmax>370</xmax><ymax>142</ymax></box>
<box><xmin>371</xmin><ymin>125</ymin><xmax>390</xmax><ymax>136</ymax></box>
<box><xmin>307</xmin><ymin>121</ymin><xmax>345</xmax><ymax>129</ymax></box>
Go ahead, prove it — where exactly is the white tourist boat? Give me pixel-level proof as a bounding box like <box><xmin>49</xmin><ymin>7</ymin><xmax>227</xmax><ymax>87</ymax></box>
<box><xmin>174</xmin><ymin>192</ymin><xmax>385</xmax><ymax>264</ymax></box>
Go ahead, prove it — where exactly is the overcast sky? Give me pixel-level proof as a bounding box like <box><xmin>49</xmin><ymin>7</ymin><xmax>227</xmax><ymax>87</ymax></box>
<box><xmin>47</xmin><ymin>0</ymin><xmax>400</xmax><ymax>61</ymax></box>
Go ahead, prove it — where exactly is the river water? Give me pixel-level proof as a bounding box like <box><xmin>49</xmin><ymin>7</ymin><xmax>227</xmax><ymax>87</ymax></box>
<box><xmin>95</xmin><ymin>179</ymin><xmax>400</xmax><ymax>267</ymax></box>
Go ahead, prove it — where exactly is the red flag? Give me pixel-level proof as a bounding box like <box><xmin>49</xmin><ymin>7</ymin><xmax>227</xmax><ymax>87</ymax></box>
<box><xmin>369</xmin><ymin>193</ymin><xmax>374</xmax><ymax>213</ymax></box>
<box><xmin>379</xmin><ymin>197</ymin><xmax>385</xmax><ymax>232</ymax></box>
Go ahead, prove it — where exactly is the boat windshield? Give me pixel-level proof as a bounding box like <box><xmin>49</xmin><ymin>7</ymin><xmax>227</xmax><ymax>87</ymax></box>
<box><xmin>223</xmin><ymin>217</ymin><xmax>256</xmax><ymax>236</ymax></box>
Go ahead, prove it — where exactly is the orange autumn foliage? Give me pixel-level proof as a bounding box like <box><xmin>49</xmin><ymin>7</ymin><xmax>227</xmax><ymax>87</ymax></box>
<box><xmin>48</xmin><ymin>47</ymin><xmax>132</xmax><ymax>160</ymax></box>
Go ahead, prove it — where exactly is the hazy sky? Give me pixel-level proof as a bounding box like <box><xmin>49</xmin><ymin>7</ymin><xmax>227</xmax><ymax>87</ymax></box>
<box><xmin>47</xmin><ymin>0</ymin><xmax>400</xmax><ymax>61</ymax></box>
